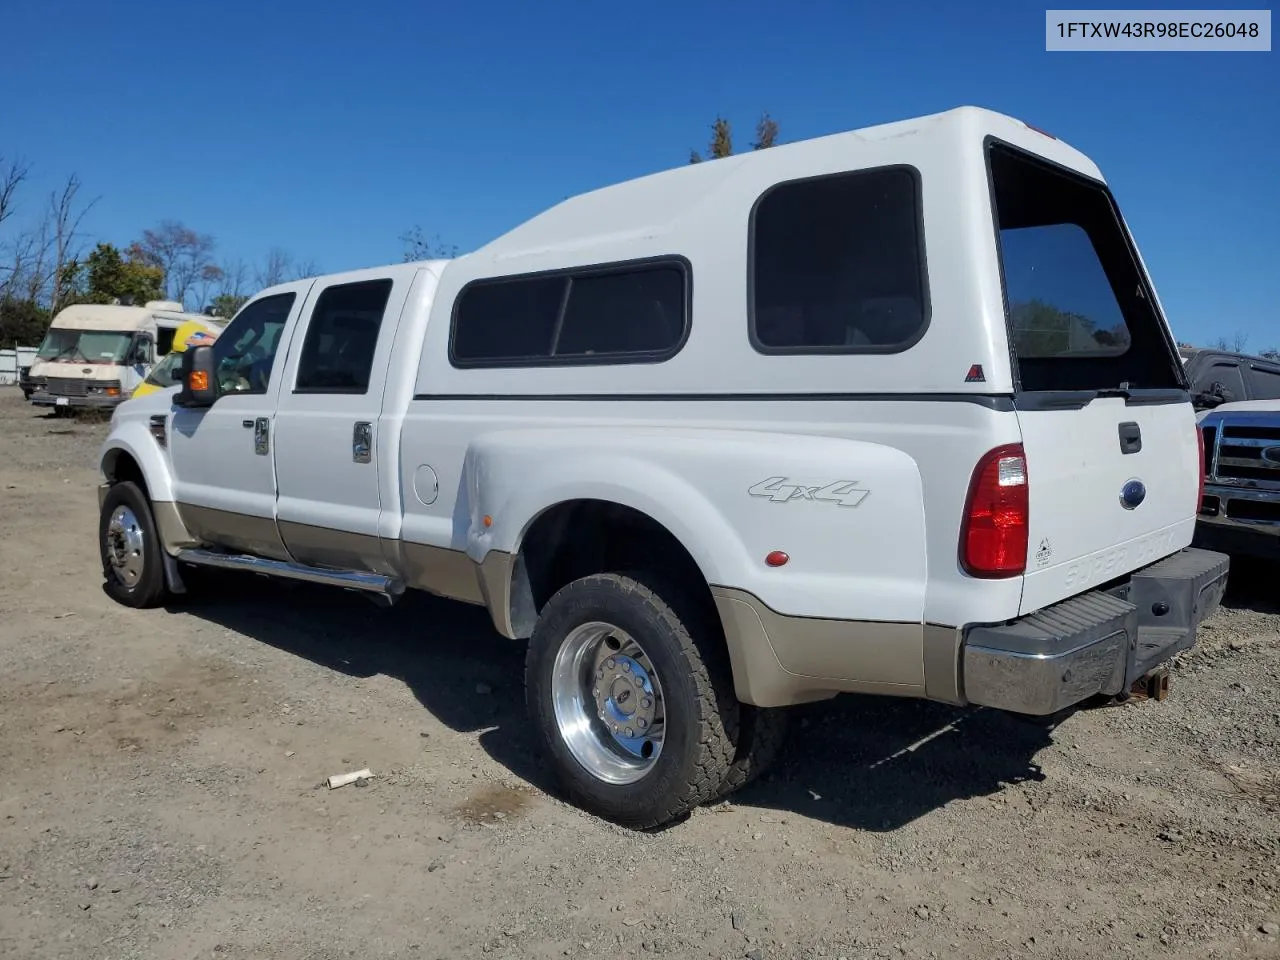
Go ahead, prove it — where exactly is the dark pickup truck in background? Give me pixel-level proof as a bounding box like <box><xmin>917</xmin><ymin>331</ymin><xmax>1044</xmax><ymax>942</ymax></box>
<box><xmin>1186</xmin><ymin>348</ymin><xmax>1280</xmax><ymax>563</ymax></box>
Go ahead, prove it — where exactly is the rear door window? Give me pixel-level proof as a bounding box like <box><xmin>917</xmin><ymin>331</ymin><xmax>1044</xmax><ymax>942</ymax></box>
<box><xmin>988</xmin><ymin>141</ymin><xmax>1183</xmax><ymax>394</ymax></box>
<box><xmin>294</xmin><ymin>278</ymin><xmax>394</xmax><ymax>394</ymax></box>
<box><xmin>1247</xmin><ymin>364</ymin><xmax>1280</xmax><ymax>401</ymax></box>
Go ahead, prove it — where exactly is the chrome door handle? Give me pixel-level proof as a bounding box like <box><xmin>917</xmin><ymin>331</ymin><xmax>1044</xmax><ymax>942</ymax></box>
<box><xmin>253</xmin><ymin>417</ymin><xmax>269</xmax><ymax>456</ymax></box>
<box><xmin>353</xmin><ymin>421</ymin><xmax>372</xmax><ymax>464</ymax></box>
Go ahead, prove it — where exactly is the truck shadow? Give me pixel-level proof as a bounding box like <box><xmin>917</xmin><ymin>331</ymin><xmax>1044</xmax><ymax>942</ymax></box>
<box><xmin>173</xmin><ymin>572</ymin><xmax>1060</xmax><ymax>833</ymax></box>
<box><xmin>1219</xmin><ymin>557</ymin><xmax>1280</xmax><ymax>614</ymax></box>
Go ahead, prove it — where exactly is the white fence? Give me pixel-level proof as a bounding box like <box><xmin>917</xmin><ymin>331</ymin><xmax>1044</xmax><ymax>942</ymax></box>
<box><xmin>0</xmin><ymin>347</ymin><xmax>38</xmax><ymax>385</ymax></box>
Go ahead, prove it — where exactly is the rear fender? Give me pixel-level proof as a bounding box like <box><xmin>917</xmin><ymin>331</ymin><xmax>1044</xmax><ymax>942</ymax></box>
<box><xmin>463</xmin><ymin>427</ymin><xmax>927</xmax><ymax>624</ymax></box>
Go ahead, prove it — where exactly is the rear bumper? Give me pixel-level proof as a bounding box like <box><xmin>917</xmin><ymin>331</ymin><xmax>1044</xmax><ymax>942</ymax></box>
<box><xmin>961</xmin><ymin>547</ymin><xmax>1230</xmax><ymax>716</ymax></box>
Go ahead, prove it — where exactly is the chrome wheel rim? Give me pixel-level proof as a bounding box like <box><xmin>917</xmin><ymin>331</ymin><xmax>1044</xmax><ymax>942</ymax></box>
<box><xmin>551</xmin><ymin>621</ymin><xmax>666</xmax><ymax>785</ymax></box>
<box><xmin>105</xmin><ymin>505</ymin><xmax>145</xmax><ymax>588</ymax></box>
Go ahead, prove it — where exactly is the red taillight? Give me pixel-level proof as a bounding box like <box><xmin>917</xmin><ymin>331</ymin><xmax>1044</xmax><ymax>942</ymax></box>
<box><xmin>1196</xmin><ymin>425</ymin><xmax>1206</xmax><ymax>509</ymax></box>
<box><xmin>960</xmin><ymin>443</ymin><xmax>1029</xmax><ymax>578</ymax></box>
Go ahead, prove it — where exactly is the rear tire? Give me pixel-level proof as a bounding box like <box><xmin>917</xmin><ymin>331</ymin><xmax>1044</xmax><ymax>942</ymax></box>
<box><xmin>525</xmin><ymin>571</ymin><xmax>740</xmax><ymax>829</ymax></box>
<box><xmin>715</xmin><ymin>704</ymin><xmax>789</xmax><ymax>799</ymax></box>
<box><xmin>99</xmin><ymin>481</ymin><xmax>169</xmax><ymax>609</ymax></box>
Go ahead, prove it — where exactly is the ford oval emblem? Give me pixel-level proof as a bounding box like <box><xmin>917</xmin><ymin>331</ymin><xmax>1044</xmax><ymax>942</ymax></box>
<box><xmin>1262</xmin><ymin>445</ymin><xmax>1280</xmax><ymax>465</ymax></box>
<box><xmin>1120</xmin><ymin>479</ymin><xmax>1146</xmax><ymax>510</ymax></box>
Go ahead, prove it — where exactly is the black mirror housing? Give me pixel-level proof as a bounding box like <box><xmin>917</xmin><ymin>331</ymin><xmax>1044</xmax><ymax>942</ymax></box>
<box><xmin>175</xmin><ymin>345</ymin><xmax>218</xmax><ymax>407</ymax></box>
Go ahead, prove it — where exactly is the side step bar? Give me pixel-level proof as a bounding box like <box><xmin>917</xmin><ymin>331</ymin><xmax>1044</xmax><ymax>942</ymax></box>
<box><xmin>176</xmin><ymin>548</ymin><xmax>405</xmax><ymax>604</ymax></box>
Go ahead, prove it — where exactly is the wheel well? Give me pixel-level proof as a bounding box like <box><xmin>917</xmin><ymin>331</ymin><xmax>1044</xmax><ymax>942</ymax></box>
<box><xmin>102</xmin><ymin>450</ymin><xmax>150</xmax><ymax>501</ymax></box>
<box><xmin>511</xmin><ymin>499</ymin><xmax>719</xmax><ymax>636</ymax></box>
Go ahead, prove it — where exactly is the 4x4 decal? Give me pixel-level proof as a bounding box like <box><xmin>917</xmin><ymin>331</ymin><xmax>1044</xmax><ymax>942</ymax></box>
<box><xmin>747</xmin><ymin>477</ymin><xmax>870</xmax><ymax>507</ymax></box>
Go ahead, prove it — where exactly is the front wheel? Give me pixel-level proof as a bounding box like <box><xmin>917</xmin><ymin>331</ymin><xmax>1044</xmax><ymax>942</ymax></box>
<box><xmin>525</xmin><ymin>572</ymin><xmax>740</xmax><ymax>829</ymax></box>
<box><xmin>99</xmin><ymin>481</ymin><xmax>169</xmax><ymax>609</ymax></box>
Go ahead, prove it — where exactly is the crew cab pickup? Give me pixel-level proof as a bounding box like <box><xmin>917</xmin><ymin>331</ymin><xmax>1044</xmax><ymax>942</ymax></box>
<box><xmin>97</xmin><ymin>106</ymin><xmax>1229</xmax><ymax>829</ymax></box>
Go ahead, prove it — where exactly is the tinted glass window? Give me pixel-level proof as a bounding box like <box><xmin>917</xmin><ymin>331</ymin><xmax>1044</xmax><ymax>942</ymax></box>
<box><xmin>451</xmin><ymin>276</ymin><xmax>564</xmax><ymax>364</ymax></box>
<box><xmin>989</xmin><ymin>141</ymin><xmax>1182</xmax><ymax>392</ymax></box>
<box><xmin>750</xmin><ymin>167</ymin><xmax>928</xmax><ymax>353</ymax></box>
<box><xmin>295</xmin><ymin>278</ymin><xmax>393</xmax><ymax>393</ymax></box>
<box><xmin>212</xmin><ymin>292</ymin><xmax>296</xmax><ymax>395</ymax></box>
<box><xmin>554</xmin><ymin>266</ymin><xmax>684</xmax><ymax>357</ymax></box>
<box><xmin>1205</xmin><ymin>362</ymin><xmax>1246</xmax><ymax>404</ymax></box>
<box><xmin>451</xmin><ymin>261</ymin><xmax>687</xmax><ymax>366</ymax></box>
<box><xmin>1247</xmin><ymin>365</ymin><xmax>1280</xmax><ymax>401</ymax></box>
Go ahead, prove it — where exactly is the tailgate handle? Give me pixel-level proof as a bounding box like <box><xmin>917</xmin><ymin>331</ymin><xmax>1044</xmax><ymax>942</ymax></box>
<box><xmin>1118</xmin><ymin>421</ymin><xmax>1142</xmax><ymax>455</ymax></box>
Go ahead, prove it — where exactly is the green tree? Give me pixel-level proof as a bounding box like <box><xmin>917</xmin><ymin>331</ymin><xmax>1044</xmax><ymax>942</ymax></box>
<box><xmin>209</xmin><ymin>293</ymin><xmax>248</xmax><ymax>318</ymax></box>
<box><xmin>689</xmin><ymin>112</ymin><xmax>779</xmax><ymax>163</ymax></box>
<box><xmin>1009</xmin><ymin>299</ymin><xmax>1128</xmax><ymax>356</ymax></box>
<box><xmin>0</xmin><ymin>297</ymin><xmax>48</xmax><ymax>345</ymax></box>
<box><xmin>82</xmin><ymin>243</ymin><xmax>165</xmax><ymax>305</ymax></box>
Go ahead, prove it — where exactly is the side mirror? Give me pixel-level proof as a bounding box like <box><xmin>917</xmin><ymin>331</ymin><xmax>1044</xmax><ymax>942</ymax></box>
<box><xmin>134</xmin><ymin>340</ymin><xmax>154</xmax><ymax>365</ymax></box>
<box><xmin>175</xmin><ymin>345</ymin><xmax>218</xmax><ymax>407</ymax></box>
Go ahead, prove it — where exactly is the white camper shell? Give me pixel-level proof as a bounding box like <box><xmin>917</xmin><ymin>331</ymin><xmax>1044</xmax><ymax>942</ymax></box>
<box><xmin>26</xmin><ymin>300</ymin><xmax>213</xmax><ymax>411</ymax></box>
<box><xmin>97</xmin><ymin>106</ymin><xmax>1228</xmax><ymax>829</ymax></box>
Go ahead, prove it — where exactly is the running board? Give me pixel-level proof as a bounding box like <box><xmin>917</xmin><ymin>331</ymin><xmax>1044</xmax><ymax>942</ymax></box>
<box><xmin>176</xmin><ymin>548</ymin><xmax>405</xmax><ymax>604</ymax></box>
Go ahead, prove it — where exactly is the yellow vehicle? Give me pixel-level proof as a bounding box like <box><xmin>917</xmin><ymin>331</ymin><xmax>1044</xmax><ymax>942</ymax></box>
<box><xmin>131</xmin><ymin>319</ymin><xmax>224</xmax><ymax>398</ymax></box>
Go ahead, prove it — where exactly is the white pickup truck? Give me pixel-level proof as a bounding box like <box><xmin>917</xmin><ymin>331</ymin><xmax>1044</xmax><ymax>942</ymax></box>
<box><xmin>98</xmin><ymin>106</ymin><xmax>1229</xmax><ymax>829</ymax></box>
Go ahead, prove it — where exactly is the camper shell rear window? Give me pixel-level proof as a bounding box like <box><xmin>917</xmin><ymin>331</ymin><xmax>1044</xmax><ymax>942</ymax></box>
<box><xmin>986</xmin><ymin>139</ymin><xmax>1184</xmax><ymax>395</ymax></box>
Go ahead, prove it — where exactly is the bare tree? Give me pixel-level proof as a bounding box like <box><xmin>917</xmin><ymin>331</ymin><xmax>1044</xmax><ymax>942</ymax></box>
<box><xmin>0</xmin><ymin>155</ymin><xmax>30</xmax><ymax>230</ymax></box>
<box><xmin>217</xmin><ymin>258</ymin><xmax>251</xmax><ymax>299</ymax></box>
<box><xmin>48</xmin><ymin>173</ymin><xmax>99</xmax><ymax>314</ymax></box>
<box><xmin>1211</xmin><ymin>331</ymin><xmax>1250</xmax><ymax>353</ymax></box>
<box><xmin>255</xmin><ymin>247</ymin><xmax>293</xmax><ymax>289</ymax></box>
<box><xmin>135</xmin><ymin>220</ymin><xmax>217</xmax><ymax>307</ymax></box>
<box><xmin>292</xmin><ymin>258</ymin><xmax>320</xmax><ymax>280</ymax></box>
<box><xmin>400</xmin><ymin>225</ymin><xmax>458</xmax><ymax>261</ymax></box>
<box><xmin>191</xmin><ymin>263</ymin><xmax>226</xmax><ymax>312</ymax></box>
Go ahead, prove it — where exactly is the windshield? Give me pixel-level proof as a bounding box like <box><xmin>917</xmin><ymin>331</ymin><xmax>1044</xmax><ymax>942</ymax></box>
<box><xmin>988</xmin><ymin>141</ymin><xmax>1183</xmax><ymax>393</ymax></box>
<box><xmin>143</xmin><ymin>350</ymin><xmax>184</xmax><ymax>389</ymax></box>
<box><xmin>35</xmin><ymin>328</ymin><xmax>135</xmax><ymax>365</ymax></box>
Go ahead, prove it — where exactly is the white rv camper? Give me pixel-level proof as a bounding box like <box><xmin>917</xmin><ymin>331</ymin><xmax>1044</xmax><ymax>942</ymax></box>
<box><xmin>25</xmin><ymin>300</ymin><xmax>213</xmax><ymax>412</ymax></box>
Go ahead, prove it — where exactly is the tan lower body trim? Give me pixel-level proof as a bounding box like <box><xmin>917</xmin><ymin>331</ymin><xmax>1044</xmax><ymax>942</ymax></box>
<box><xmin>710</xmin><ymin>586</ymin><xmax>925</xmax><ymax>708</ymax></box>
<box><xmin>178</xmin><ymin>504</ymin><xmax>293</xmax><ymax>562</ymax></box>
<box><xmin>401</xmin><ymin>541</ymin><xmax>486</xmax><ymax>606</ymax></box>
<box><xmin>153</xmin><ymin>501</ymin><xmax>198</xmax><ymax>556</ymax></box>
<box><xmin>923</xmin><ymin>623</ymin><xmax>966</xmax><ymax>705</ymax></box>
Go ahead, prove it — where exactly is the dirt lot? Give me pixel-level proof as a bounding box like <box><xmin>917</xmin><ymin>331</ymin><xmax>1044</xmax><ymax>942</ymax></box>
<box><xmin>0</xmin><ymin>387</ymin><xmax>1278</xmax><ymax>960</ymax></box>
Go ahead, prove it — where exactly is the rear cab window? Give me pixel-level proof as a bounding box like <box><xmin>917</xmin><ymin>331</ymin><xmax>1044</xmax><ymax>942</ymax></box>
<box><xmin>986</xmin><ymin>140</ymin><xmax>1185</xmax><ymax>400</ymax></box>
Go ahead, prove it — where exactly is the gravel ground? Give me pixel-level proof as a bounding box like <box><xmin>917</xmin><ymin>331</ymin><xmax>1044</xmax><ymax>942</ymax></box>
<box><xmin>0</xmin><ymin>387</ymin><xmax>1277</xmax><ymax>960</ymax></box>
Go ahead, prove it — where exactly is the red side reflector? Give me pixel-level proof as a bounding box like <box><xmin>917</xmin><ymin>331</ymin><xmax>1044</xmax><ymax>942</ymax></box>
<box><xmin>960</xmin><ymin>443</ymin><xmax>1029</xmax><ymax>578</ymax></box>
<box><xmin>765</xmin><ymin>550</ymin><xmax>790</xmax><ymax>568</ymax></box>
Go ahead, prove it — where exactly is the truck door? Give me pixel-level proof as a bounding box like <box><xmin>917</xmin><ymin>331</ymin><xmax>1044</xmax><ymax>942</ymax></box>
<box><xmin>168</xmin><ymin>287</ymin><xmax>310</xmax><ymax>560</ymax></box>
<box><xmin>270</xmin><ymin>272</ymin><xmax>409</xmax><ymax>575</ymax></box>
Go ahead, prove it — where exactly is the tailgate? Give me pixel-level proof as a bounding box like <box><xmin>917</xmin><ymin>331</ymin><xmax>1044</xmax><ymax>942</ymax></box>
<box><xmin>1017</xmin><ymin>397</ymin><xmax>1199</xmax><ymax>613</ymax></box>
<box><xmin>986</xmin><ymin>139</ymin><xmax>1195</xmax><ymax>614</ymax></box>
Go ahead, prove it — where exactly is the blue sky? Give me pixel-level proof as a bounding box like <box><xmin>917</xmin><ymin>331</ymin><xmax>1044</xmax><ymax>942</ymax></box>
<box><xmin>2</xmin><ymin>0</ymin><xmax>1276</xmax><ymax>347</ymax></box>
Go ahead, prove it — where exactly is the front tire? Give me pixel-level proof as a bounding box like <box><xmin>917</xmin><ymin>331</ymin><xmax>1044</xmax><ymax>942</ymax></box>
<box><xmin>99</xmin><ymin>481</ymin><xmax>169</xmax><ymax>609</ymax></box>
<box><xmin>525</xmin><ymin>571</ymin><xmax>740</xmax><ymax>829</ymax></box>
